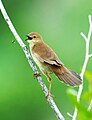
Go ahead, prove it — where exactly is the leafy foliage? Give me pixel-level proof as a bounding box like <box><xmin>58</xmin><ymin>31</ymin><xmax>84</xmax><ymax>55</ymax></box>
<box><xmin>67</xmin><ymin>71</ymin><xmax>92</xmax><ymax>120</ymax></box>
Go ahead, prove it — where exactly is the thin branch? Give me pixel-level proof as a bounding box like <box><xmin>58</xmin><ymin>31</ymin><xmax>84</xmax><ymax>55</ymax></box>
<box><xmin>88</xmin><ymin>100</ymin><xmax>92</xmax><ymax>111</ymax></box>
<box><xmin>80</xmin><ymin>32</ymin><xmax>87</xmax><ymax>42</ymax></box>
<box><xmin>88</xmin><ymin>15</ymin><xmax>92</xmax><ymax>29</ymax></box>
<box><xmin>72</xmin><ymin>15</ymin><xmax>92</xmax><ymax>120</ymax></box>
<box><xmin>89</xmin><ymin>54</ymin><xmax>92</xmax><ymax>58</ymax></box>
<box><xmin>67</xmin><ymin>113</ymin><xmax>73</xmax><ymax>118</ymax></box>
<box><xmin>0</xmin><ymin>1</ymin><xmax>65</xmax><ymax>120</ymax></box>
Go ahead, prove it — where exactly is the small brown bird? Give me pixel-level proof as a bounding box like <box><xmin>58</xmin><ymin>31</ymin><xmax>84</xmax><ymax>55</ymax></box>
<box><xmin>25</xmin><ymin>32</ymin><xmax>82</xmax><ymax>97</ymax></box>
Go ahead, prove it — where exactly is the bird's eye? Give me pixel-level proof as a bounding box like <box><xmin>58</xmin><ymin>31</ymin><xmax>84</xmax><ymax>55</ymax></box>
<box><xmin>33</xmin><ymin>36</ymin><xmax>36</xmax><ymax>38</ymax></box>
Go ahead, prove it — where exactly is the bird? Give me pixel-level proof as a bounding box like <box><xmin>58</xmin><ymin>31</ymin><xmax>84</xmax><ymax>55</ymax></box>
<box><xmin>25</xmin><ymin>32</ymin><xmax>82</xmax><ymax>97</ymax></box>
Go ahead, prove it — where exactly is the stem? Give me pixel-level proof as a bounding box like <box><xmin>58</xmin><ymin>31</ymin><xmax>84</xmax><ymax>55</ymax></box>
<box><xmin>88</xmin><ymin>100</ymin><xmax>92</xmax><ymax>111</ymax></box>
<box><xmin>0</xmin><ymin>0</ymin><xmax>65</xmax><ymax>120</ymax></box>
<box><xmin>89</xmin><ymin>54</ymin><xmax>92</xmax><ymax>58</ymax></box>
<box><xmin>72</xmin><ymin>15</ymin><xmax>92</xmax><ymax>120</ymax></box>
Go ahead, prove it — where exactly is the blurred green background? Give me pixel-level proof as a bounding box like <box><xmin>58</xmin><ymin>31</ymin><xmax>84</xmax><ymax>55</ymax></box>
<box><xmin>0</xmin><ymin>0</ymin><xmax>92</xmax><ymax>120</ymax></box>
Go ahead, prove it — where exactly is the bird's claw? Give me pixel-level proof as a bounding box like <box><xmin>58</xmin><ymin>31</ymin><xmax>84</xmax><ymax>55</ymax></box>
<box><xmin>46</xmin><ymin>91</ymin><xmax>55</xmax><ymax>101</ymax></box>
<box><xmin>34</xmin><ymin>72</ymin><xmax>41</xmax><ymax>79</ymax></box>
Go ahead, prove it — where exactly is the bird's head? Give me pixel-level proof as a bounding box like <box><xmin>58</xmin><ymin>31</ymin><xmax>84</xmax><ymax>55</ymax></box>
<box><xmin>25</xmin><ymin>32</ymin><xmax>43</xmax><ymax>44</ymax></box>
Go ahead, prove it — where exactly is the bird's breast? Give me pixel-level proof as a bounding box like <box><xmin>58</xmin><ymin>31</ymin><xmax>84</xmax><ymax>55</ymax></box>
<box><xmin>31</xmin><ymin>51</ymin><xmax>51</xmax><ymax>74</ymax></box>
<box><xmin>29</xmin><ymin>43</ymin><xmax>52</xmax><ymax>74</ymax></box>
<box><xmin>31</xmin><ymin>52</ymin><xmax>42</xmax><ymax>68</ymax></box>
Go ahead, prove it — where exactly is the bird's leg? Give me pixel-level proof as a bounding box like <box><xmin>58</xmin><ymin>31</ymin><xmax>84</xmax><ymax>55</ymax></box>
<box><xmin>45</xmin><ymin>73</ymin><xmax>54</xmax><ymax>100</ymax></box>
<box><xmin>34</xmin><ymin>72</ymin><xmax>42</xmax><ymax>79</ymax></box>
<box><xmin>47</xmin><ymin>76</ymin><xmax>52</xmax><ymax>99</ymax></box>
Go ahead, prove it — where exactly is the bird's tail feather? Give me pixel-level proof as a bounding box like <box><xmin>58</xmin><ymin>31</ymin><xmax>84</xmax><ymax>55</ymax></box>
<box><xmin>51</xmin><ymin>66</ymin><xmax>82</xmax><ymax>86</ymax></box>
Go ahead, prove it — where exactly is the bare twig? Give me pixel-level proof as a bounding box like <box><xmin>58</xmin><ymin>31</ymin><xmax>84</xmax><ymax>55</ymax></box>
<box><xmin>67</xmin><ymin>113</ymin><xmax>73</xmax><ymax>118</ymax></box>
<box><xmin>88</xmin><ymin>100</ymin><xmax>92</xmax><ymax>111</ymax></box>
<box><xmin>89</xmin><ymin>54</ymin><xmax>92</xmax><ymax>58</ymax></box>
<box><xmin>80</xmin><ymin>32</ymin><xmax>87</xmax><ymax>42</ymax></box>
<box><xmin>72</xmin><ymin>15</ymin><xmax>92</xmax><ymax>120</ymax></box>
<box><xmin>0</xmin><ymin>0</ymin><xmax>65</xmax><ymax>120</ymax></box>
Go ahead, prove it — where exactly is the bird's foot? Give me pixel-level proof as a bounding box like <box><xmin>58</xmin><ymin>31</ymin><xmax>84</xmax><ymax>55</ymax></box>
<box><xmin>34</xmin><ymin>72</ymin><xmax>41</xmax><ymax>79</ymax></box>
<box><xmin>46</xmin><ymin>91</ymin><xmax>55</xmax><ymax>101</ymax></box>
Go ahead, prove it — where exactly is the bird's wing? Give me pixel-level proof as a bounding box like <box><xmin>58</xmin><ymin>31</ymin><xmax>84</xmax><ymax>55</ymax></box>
<box><xmin>32</xmin><ymin>42</ymin><xmax>64</xmax><ymax>66</ymax></box>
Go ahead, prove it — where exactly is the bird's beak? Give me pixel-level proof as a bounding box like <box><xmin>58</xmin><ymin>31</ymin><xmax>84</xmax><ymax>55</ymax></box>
<box><xmin>25</xmin><ymin>34</ymin><xmax>33</xmax><ymax>41</ymax></box>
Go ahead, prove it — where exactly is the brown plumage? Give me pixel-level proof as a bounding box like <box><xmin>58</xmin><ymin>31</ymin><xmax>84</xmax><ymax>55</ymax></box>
<box><xmin>25</xmin><ymin>32</ymin><xmax>82</xmax><ymax>96</ymax></box>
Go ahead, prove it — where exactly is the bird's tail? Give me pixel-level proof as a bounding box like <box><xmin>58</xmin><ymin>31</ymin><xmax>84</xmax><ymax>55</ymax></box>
<box><xmin>51</xmin><ymin>65</ymin><xmax>82</xmax><ymax>86</ymax></box>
